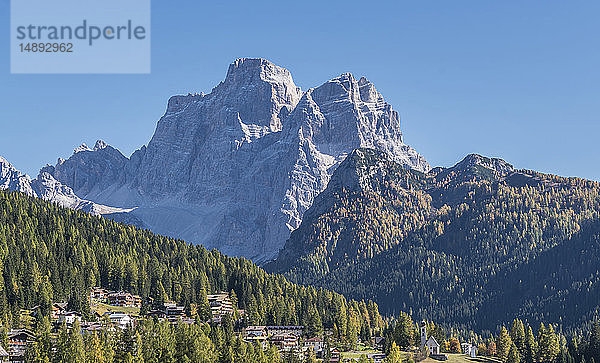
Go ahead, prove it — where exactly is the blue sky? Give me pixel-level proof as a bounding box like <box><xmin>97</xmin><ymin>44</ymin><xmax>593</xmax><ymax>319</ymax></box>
<box><xmin>1</xmin><ymin>1</ymin><xmax>599</xmax><ymax>180</ymax></box>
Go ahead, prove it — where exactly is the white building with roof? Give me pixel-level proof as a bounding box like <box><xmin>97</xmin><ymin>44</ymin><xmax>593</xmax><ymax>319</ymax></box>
<box><xmin>108</xmin><ymin>312</ymin><xmax>132</xmax><ymax>330</ymax></box>
<box><xmin>420</xmin><ymin>321</ymin><xmax>440</xmax><ymax>355</ymax></box>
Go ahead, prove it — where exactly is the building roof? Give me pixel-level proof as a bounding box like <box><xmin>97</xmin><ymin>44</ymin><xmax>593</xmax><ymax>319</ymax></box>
<box><xmin>305</xmin><ymin>336</ymin><xmax>323</xmax><ymax>342</ymax></box>
<box><xmin>53</xmin><ymin>302</ymin><xmax>68</xmax><ymax>310</ymax></box>
<box><xmin>108</xmin><ymin>312</ymin><xmax>131</xmax><ymax>318</ymax></box>
<box><xmin>426</xmin><ymin>336</ymin><xmax>440</xmax><ymax>348</ymax></box>
<box><xmin>8</xmin><ymin>329</ymin><xmax>36</xmax><ymax>340</ymax></box>
<box><xmin>245</xmin><ymin>326</ymin><xmax>266</xmax><ymax>330</ymax></box>
<box><xmin>59</xmin><ymin>311</ymin><xmax>82</xmax><ymax>316</ymax></box>
<box><xmin>108</xmin><ymin>291</ymin><xmax>134</xmax><ymax>297</ymax></box>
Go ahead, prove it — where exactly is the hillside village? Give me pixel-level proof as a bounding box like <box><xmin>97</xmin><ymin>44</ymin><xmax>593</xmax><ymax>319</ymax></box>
<box><xmin>0</xmin><ymin>287</ymin><xmax>387</xmax><ymax>362</ymax></box>
<box><xmin>0</xmin><ymin>285</ymin><xmax>492</xmax><ymax>362</ymax></box>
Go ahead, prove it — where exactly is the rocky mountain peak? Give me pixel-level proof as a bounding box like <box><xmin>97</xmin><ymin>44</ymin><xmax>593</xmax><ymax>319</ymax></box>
<box><xmin>225</xmin><ymin>58</ymin><xmax>292</xmax><ymax>84</ymax></box>
<box><xmin>293</xmin><ymin>72</ymin><xmax>429</xmax><ymax>173</ymax></box>
<box><xmin>326</xmin><ymin>148</ymin><xmax>392</xmax><ymax>191</ymax></box>
<box><xmin>29</xmin><ymin>59</ymin><xmax>431</xmax><ymax>263</ymax></box>
<box><xmin>74</xmin><ymin>143</ymin><xmax>92</xmax><ymax>154</ymax></box>
<box><xmin>94</xmin><ymin>140</ymin><xmax>109</xmax><ymax>151</ymax></box>
<box><xmin>204</xmin><ymin>58</ymin><xmax>303</xmax><ymax>132</ymax></box>
<box><xmin>0</xmin><ymin>155</ymin><xmax>35</xmax><ymax>196</ymax></box>
<box><xmin>457</xmin><ymin>153</ymin><xmax>514</xmax><ymax>175</ymax></box>
<box><xmin>0</xmin><ymin>155</ymin><xmax>11</xmax><ymax>168</ymax></box>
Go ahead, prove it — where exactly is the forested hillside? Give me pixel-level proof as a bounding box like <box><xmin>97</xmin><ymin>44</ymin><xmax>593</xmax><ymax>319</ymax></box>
<box><xmin>0</xmin><ymin>189</ymin><xmax>383</xmax><ymax>343</ymax></box>
<box><xmin>266</xmin><ymin>148</ymin><xmax>600</xmax><ymax>331</ymax></box>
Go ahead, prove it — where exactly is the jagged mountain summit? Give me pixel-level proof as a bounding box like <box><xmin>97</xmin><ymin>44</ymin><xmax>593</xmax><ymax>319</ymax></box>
<box><xmin>24</xmin><ymin>58</ymin><xmax>429</xmax><ymax>262</ymax></box>
<box><xmin>0</xmin><ymin>154</ymin><xmax>132</xmax><ymax>215</ymax></box>
<box><xmin>0</xmin><ymin>155</ymin><xmax>34</xmax><ymax>195</ymax></box>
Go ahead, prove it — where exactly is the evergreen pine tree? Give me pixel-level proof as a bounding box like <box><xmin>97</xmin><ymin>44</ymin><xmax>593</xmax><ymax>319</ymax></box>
<box><xmin>393</xmin><ymin>312</ymin><xmax>414</xmax><ymax>349</ymax></box>
<box><xmin>511</xmin><ymin>319</ymin><xmax>526</xmax><ymax>355</ymax></box>
<box><xmin>86</xmin><ymin>332</ymin><xmax>105</xmax><ymax>363</ymax></box>
<box><xmin>53</xmin><ymin>323</ymin><xmax>70</xmax><ymax>363</ymax></box>
<box><xmin>506</xmin><ymin>342</ymin><xmax>521</xmax><ymax>363</ymax></box>
<box><xmin>27</xmin><ymin>316</ymin><xmax>51</xmax><ymax>363</ymax></box>
<box><xmin>386</xmin><ymin>342</ymin><xmax>403</xmax><ymax>363</ymax></box>
<box><xmin>524</xmin><ymin>325</ymin><xmax>537</xmax><ymax>363</ymax></box>
<box><xmin>547</xmin><ymin>324</ymin><xmax>560</xmax><ymax>362</ymax></box>
<box><xmin>497</xmin><ymin>326</ymin><xmax>513</xmax><ymax>361</ymax></box>
<box><xmin>69</xmin><ymin>319</ymin><xmax>85</xmax><ymax>362</ymax></box>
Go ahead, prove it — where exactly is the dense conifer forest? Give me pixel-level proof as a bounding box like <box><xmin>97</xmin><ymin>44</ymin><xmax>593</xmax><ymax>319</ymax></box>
<box><xmin>0</xmin><ymin>188</ymin><xmax>383</xmax><ymax>343</ymax></box>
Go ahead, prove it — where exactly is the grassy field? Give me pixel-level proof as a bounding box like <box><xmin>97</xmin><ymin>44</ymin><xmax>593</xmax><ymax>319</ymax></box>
<box><xmin>341</xmin><ymin>349</ymin><xmax>413</xmax><ymax>361</ymax></box>
<box><xmin>421</xmin><ymin>354</ymin><xmax>502</xmax><ymax>363</ymax></box>
<box><xmin>341</xmin><ymin>349</ymin><xmax>387</xmax><ymax>359</ymax></box>
<box><xmin>336</xmin><ymin>350</ymin><xmax>502</xmax><ymax>362</ymax></box>
<box><xmin>90</xmin><ymin>300</ymin><xmax>140</xmax><ymax>317</ymax></box>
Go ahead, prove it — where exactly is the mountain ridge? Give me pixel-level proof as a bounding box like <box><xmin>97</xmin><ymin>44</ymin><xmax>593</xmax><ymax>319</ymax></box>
<box><xmin>265</xmin><ymin>147</ymin><xmax>600</xmax><ymax>330</ymax></box>
<box><xmin>27</xmin><ymin>58</ymin><xmax>429</xmax><ymax>262</ymax></box>
<box><xmin>0</xmin><ymin>153</ymin><xmax>133</xmax><ymax>216</ymax></box>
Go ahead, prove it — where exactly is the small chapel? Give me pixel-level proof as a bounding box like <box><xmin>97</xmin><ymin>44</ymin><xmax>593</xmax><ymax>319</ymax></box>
<box><xmin>420</xmin><ymin>320</ymin><xmax>441</xmax><ymax>355</ymax></box>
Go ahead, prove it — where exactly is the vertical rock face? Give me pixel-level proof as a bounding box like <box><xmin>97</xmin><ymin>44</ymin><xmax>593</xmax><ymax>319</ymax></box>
<box><xmin>126</xmin><ymin>58</ymin><xmax>302</xmax><ymax>199</ymax></box>
<box><xmin>34</xmin><ymin>58</ymin><xmax>430</xmax><ymax>263</ymax></box>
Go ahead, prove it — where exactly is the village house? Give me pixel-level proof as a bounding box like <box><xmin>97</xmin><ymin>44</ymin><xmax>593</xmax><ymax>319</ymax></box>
<box><xmin>164</xmin><ymin>302</ymin><xmax>186</xmax><ymax>322</ymax></box>
<box><xmin>50</xmin><ymin>302</ymin><xmax>68</xmax><ymax>320</ymax></box>
<box><xmin>266</xmin><ymin>325</ymin><xmax>304</xmax><ymax>337</ymax></box>
<box><xmin>81</xmin><ymin>321</ymin><xmax>105</xmax><ymax>334</ymax></box>
<box><xmin>461</xmin><ymin>343</ymin><xmax>477</xmax><ymax>358</ymax></box>
<box><xmin>146</xmin><ymin>309</ymin><xmax>167</xmax><ymax>319</ymax></box>
<box><xmin>108</xmin><ymin>312</ymin><xmax>133</xmax><ymax>330</ymax></box>
<box><xmin>244</xmin><ymin>326</ymin><xmax>267</xmax><ymax>338</ymax></box>
<box><xmin>303</xmin><ymin>336</ymin><xmax>324</xmax><ymax>355</ymax></box>
<box><xmin>424</xmin><ymin>335</ymin><xmax>441</xmax><ymax>355</ymax></box>
<box><xmin>90</xmin><ymin>287</ymin><xmax>109</xmax><ymax>302</ymax></box>
<box><xmin>107</xmin><ymin>291</ymin><xmax>142</xmax><ymax>308</ymax></box>
<box><xmin>58</xmin><ymin>311</ymin><xmax>82</xmax><ymax>325</ymax></box>
<box><xmin>8</xmin><ymin>329</ymin><xmax>36</xmax><ymax>362</ymax></box>
<box><xmin>207</xmin><ymin>293</ymin><xmax>234</xmax><ymax>321</ymax></box>
<box><xmin>164</xmin><ymin>302</ymin><xmax>185</xmax><ymax>316</ymax></box>
<box><xmin>268</xmin><ymin>333</ymin><xmax>298</xmax><ymax>351</ymax></box>
<box><xmin>145</xmin><ymin>302</ymin><xmax>187</xmax><ymax>322</ymax></box>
